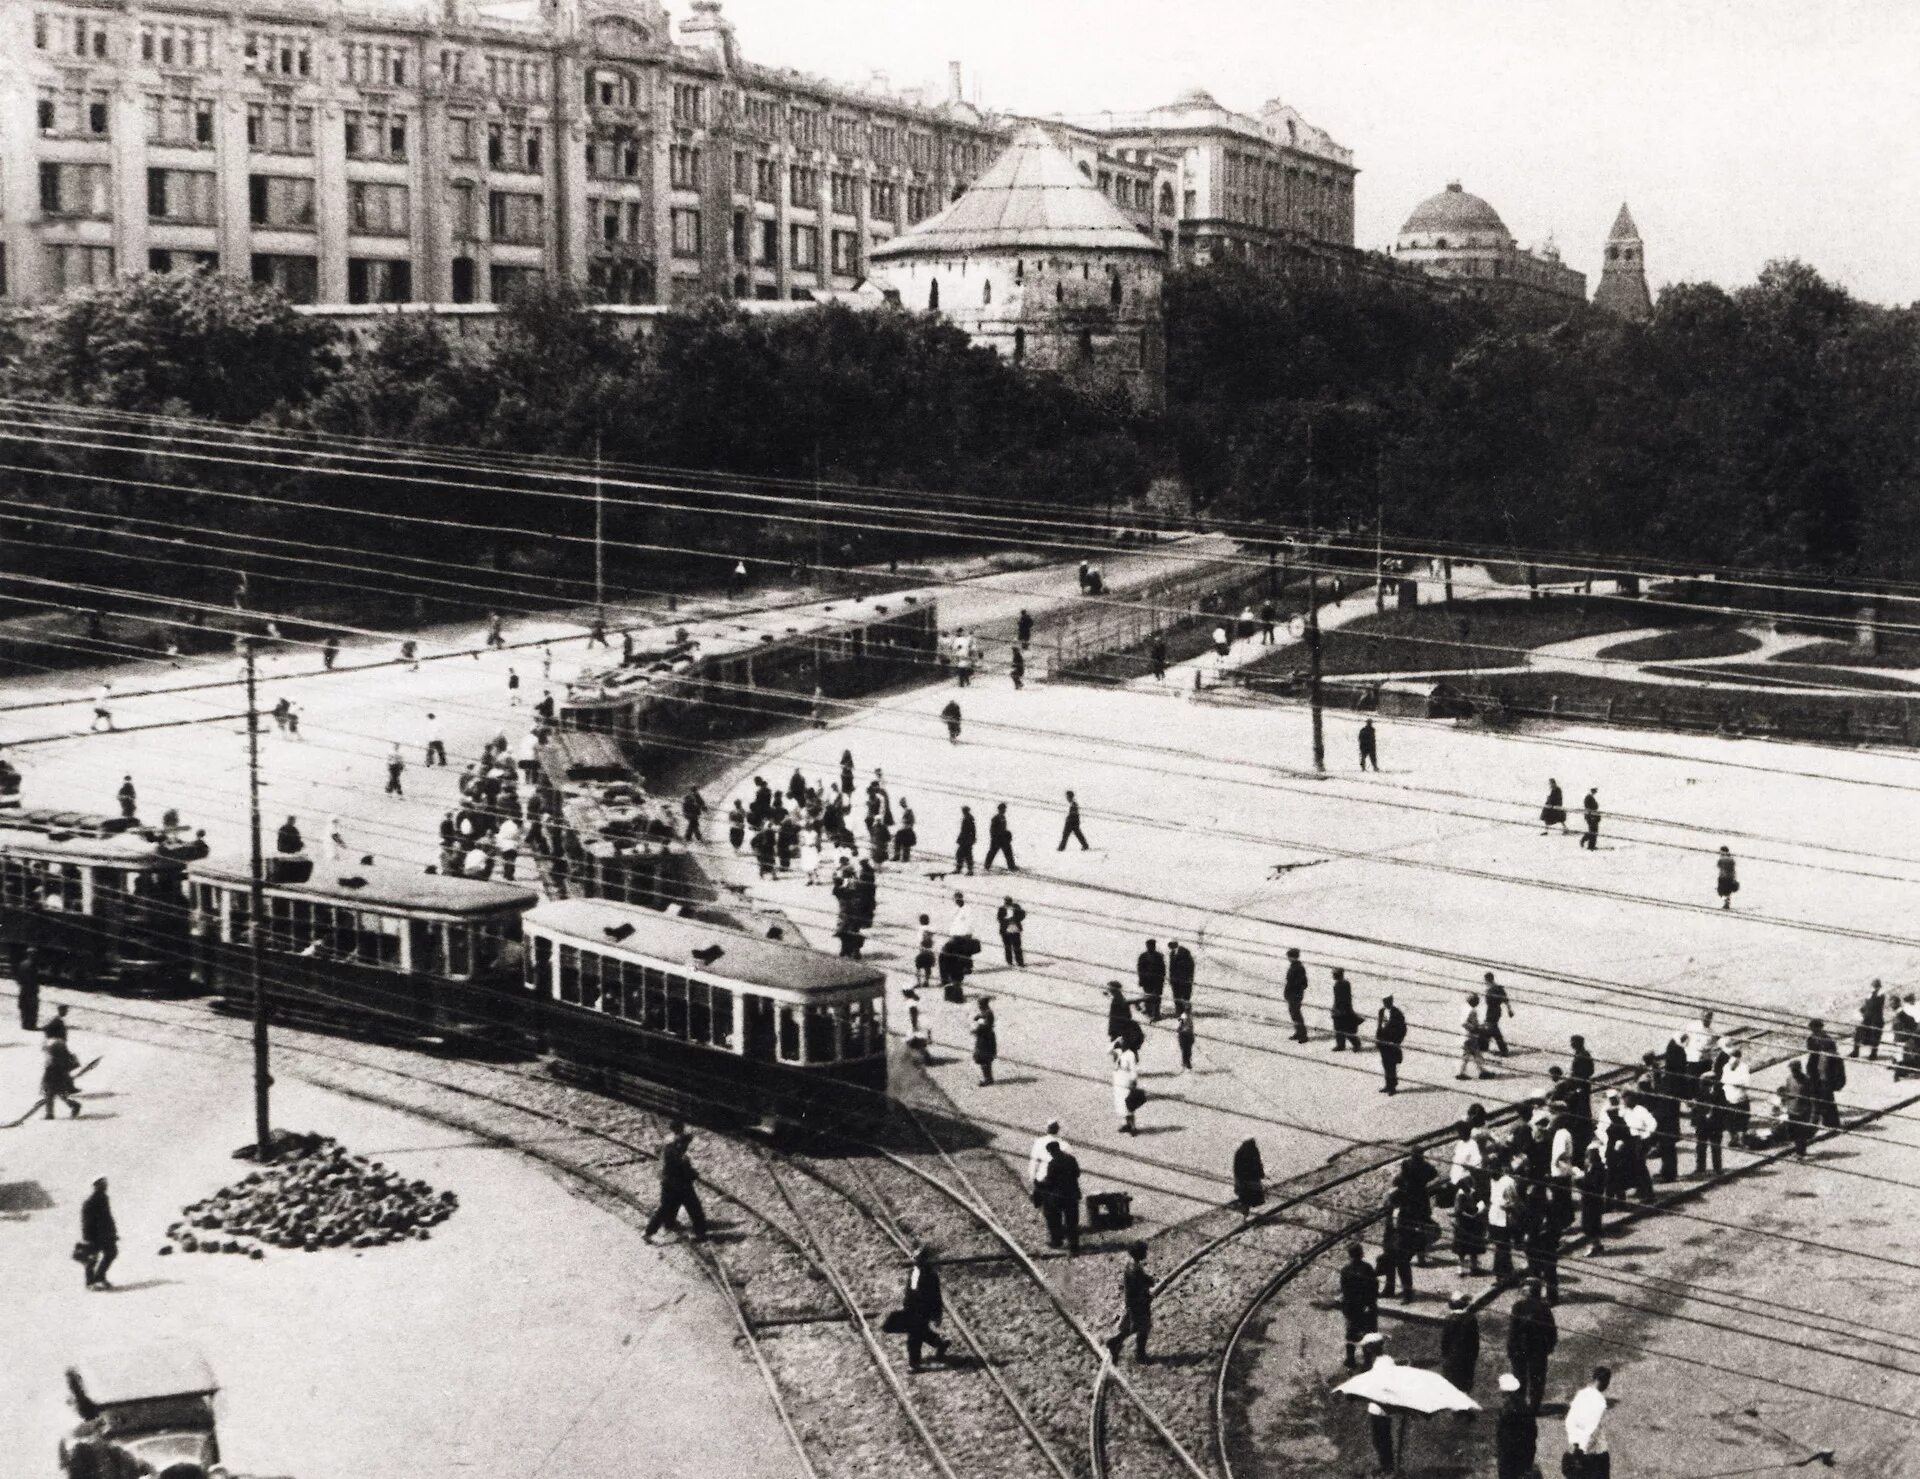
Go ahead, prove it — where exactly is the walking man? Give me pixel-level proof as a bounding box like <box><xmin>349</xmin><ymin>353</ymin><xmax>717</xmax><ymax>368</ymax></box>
<box><xmin>983</xmin><ymin>803</ymin><xmax>1017</xmax><ymax>872</ymax></box>
<box><xmin>1168</xmin><ymin>939</ymin><xmax>1196</xmax><ymax>1013</ymax></box>
<box><xmin>1104</xmin><ymin>1241</ymin><xmax>1155</xmax><ymax>1364</ymax></box>
<box><xmin>1482</xmin><ymin>972</ymin><xmax>1512</xmax><ymax>1056</ymax></box>
<box><xmin>942</xmin><ymin>699</ymin><xmax>963</xmax><ymax>744</ymax></box>
<box><xmin>1458</xmin><ymin>993</ymin><xmax>1490</xmax><ymax>1079</ymax></box>
<box><xmin>642</xmin><ymin>1120</ymin><xmax>708</xmax><ymax>1242</ymax></box>
<box><xmin>1805</xmin><ymin>1018</ymin><xmax>1844</xmax><ymax>1129</ymax></box>
<box><xmin>91</xmin><ymin>682</ymin><xmax>115</xmax><ymax>733</ymax></box>
<box><xmin>117</xmin><ymin>775</ymin><xmax>137</xmax><ymax>820</ymax></box>
<box><xmin>1040</xmin><ymin>1141</ymin><xmax>1081</xmax><ymax>1254</ymax></box>
<box><xmin>1853</xmin><ymin>979</ymin><xmax>1888</xmax><ymax>1060</ymax></box>
<box><xmin>424</xmin><ymin>715</ymin><xmax>447</xmax><ymax>767</ymax></box>
<box><xmin>1440</xmin><ymin>1289</ymin><xmax>1481</xmax><ymax>1401</ymax></box>
<box><xmin>1507</xmin><ymin>1277</ymin><xmax>1558</xmax><ymax>1412</ymax></box>
<box><xmin>1358</xmin><ymin>719</ymin><xmax>1379</xmax><ymax>771</ymax></box>
<box><xmin>42</xmin><ymin>1034</ymin><xmax>83</xmax><ymax>1118</ymax></box>
<box><xmin>386</xmin><ymin>746</ymin><xmax>406</xmax><ymax>797</ymax></box>
<box><xmin>996</xmin><ymin>897</ymin><xmax>1026</xmax><ymax>967</ymax></box>
<box><xmin>1495</xmin><ymin>1373</ymin><xmax>1537</xmax><ymax>1479</ymax></box>
<box><xmin>1715</xmin><ymin>845</ymin><xmax>1739</xmax><ymax>908</ymax></box>
<box><xmin>954</xmin><ymin>806</ymin><xmax>976</xmax><ymax>875</ymax></box>
<box><xmin>682</xmin><ymin>788</ymin><xmax>708</xmax><ymax>843</ymax></box>
<box><xmin>1137</xmin><ymin>938</ymin><xmax>1167</xmax><ymax>1020</ymax></box>
<box><xmin>1017</xmin><ymin>609</ymin><xmax>1034</xmax><ymax>647</ymax></box>
<box><xmin>1058</xmin><ymin>790</ymin><xmax>1090</xmax><ymax>851</ymax></box>
<box><xmin>1338</xmin><ymin>1241</ymin><xmax>1379</xmax><ymax>1368</ymax></box>
<box><xmin>1564</xmin><ymin>1367</ymin><xmax>1613</xmax><ymax>1478</ymax></box>
<box><xmin>1330</xmin><ymin>968</ymin><xmax>1362</xmax><ymax>1051</ymax></box>
<box><xmin>322</xmin><ymin>634</ymin><xmax>339</xmax><ymax>670</ymax></box>
<box><xmin>1581</xmin><ymin>789</ymin><xmax>1601</xmax><ymax>850</ymax></box>
<box><xmin>1150</xmin><ymin>636</ymin><xmax>1167</xmax><ymax>682</ymax></box>
<box><xmin>1375</xmin><ymin>994</ymin><xmax>1407</xmax><ymax>1094</ymax></box>
<box><xmin>1283</xmin><ymin>947</ymin><xmax>1310</xmax><ymax>1041</ymax></box>
<box><xmin>1010</xmin><ymin>646</ymin><xmax>1025</xmax><ymax>690</ymax></box>
<box><xmin>900</xmin><ymin>1246</ymin><xmax>950</xmax><ymax>1371</ymax></box>
<box><xmin>81</xmin><ymin>1177</ymin><xmax>117</xmax><ymax>1289</ymax></box>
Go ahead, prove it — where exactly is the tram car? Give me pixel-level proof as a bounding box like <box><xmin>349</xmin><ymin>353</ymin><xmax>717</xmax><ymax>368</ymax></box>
<box><xmin>187</xmin><ymin>854</ymin><xmax>539</xmax><ymax>1047</ymax></box>
<box><xmin>524</xmin><ymin>898</ymin><xmax>888</xmax><ymax>1130</ymax></box>
<box><xmin>0</xmin><ymin>815</ymin><xmax>189</xmax><ymax>994</ymax></box>
<box><xmin>560</xmin><ymin>589</ymin><xmax>939</xmax><ymax>751</ymax></box>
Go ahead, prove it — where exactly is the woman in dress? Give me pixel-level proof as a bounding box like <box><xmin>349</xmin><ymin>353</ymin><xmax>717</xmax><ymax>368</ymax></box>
<box><xmin>1540</xmin><ymin>778</ymin><xmax>1568</xmax><ymax>834</ymax></box>
<box><xmin>1112</xmin><ymin>1042</ymin><xmax>1140</xmax><ymax>1135</ymax></box>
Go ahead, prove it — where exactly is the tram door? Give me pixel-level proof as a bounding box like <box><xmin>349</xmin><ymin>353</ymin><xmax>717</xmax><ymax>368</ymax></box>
<box><xmin>743</xmin><ymin>995</ymin><xmax>777</xmax><ymax>1062</ymax></box>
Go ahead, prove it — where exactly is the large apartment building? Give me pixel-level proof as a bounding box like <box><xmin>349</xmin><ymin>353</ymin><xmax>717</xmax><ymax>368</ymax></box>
<box><xmin>0</xmin><ymin>0</ymin><xmax>1007</xmax><ymax>305</ymax></box>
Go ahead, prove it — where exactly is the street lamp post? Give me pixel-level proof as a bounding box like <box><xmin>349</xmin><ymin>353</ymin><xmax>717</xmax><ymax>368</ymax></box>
<box><xmin>242</xmin><ymin>637</ymin><xmax>272</xmax><ymax>1160</ymax></box>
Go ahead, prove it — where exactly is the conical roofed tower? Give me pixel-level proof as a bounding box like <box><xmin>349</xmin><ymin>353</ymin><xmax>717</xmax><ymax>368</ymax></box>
<box><xmin>1592</xmin><ymin>204</ymin><xmax>1653</xmax><ymax>322</ymax></box>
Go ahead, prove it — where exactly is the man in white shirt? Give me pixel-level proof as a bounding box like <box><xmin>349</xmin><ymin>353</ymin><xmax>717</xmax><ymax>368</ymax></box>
<box><xmin>1028</xmin><ymin>1121</ymin><xmax>1070</xmax><ymax>1198</ymax></box>
<box><xmin>1486</xmin><ymin>1160</ymin><xmax>1519</xmax><ymax>1280</ymax></box>
<box><xmin>1719</xmin><ymin>1044</ymin><xmax>1753</xmax><ymax>1147</ymax></box>
<box><xmin>1564</xmin><ymin>1366</ymin><xmax>1612</xmax><ymax>1477</ymax></box>
<box><xmin>1448</xmin><ymin>1121</ymin><xmax>1483</xmax><ymax>1189</ymax></box>
<box><xmin>1621</xmin><ymin>1091</ymin><xmax>1659</xmax><ymax>1200</ymax></box>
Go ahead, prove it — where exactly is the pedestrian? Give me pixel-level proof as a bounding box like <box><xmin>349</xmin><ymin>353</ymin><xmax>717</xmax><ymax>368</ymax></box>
<box><xmin>1375</xmin><ymin>994</ymin><xmax>1407</xmax><ymax>1094</ymax></box>
<box><xmin>1030</xmin><ymin>1121</ymin><xmax>1069</xmax><ymax>1212</ymax></box>
<box><xmin>271</xmin><ymin>696</ymin><xmax>291</xmax><ymax>734</ymax></box>
<box><xmin>1540</xmin><ymin>778</ymin><xmax>1567</xmax><ymax>834</ymax></box>
<box><xmin>322</xmin><ymin>635</ymin><xmax>339</xmax><ymax>670</ymax></box>
<box><xmin>1283</xmin><ymin>947</ymin><xmax>1310</xmax><ymax>1042</ymax></box>
<box><xmin>91</xmin><ymin>682</ymin><xmax>114</xmax><ymax>733</ymax></box>
<box><xmin>971</xmin><ymin>1001</ymin><xmax>997</xmax><ymax>1086</ymax></box>
<box><xmin>1106</xmin><ymin>980</ymin><xmax>1141</xmax><ymax>1053</ymax></box>
<box><xmin>1779</xmin><ymin>1061</ymin><xmax>1815</xmax><ymax>1155</ymax></box>
<box><xmin>1330</xmin><ymin>967</ymin><xmax>1362</xmax><ymax>1051</ymax></box>
<box><xmin>1213</xmin><ymin>623</ymin><xmax>1230</xmax><ymax>658</ymax></box>
<box><xmin>1564</xmin><ymin>1367</ymin><xmax>1613</xmax><ymax>1478</ymax></box>
<box><xmin>1506</xmin><ymin>1277</ymin><xmax>1558</xmax><ymax>1412</ymax></box>
<box><xmin>275</xmin><ymin>815</ymin><xmax>303</xmax><ymax>855</ymax></box>
<box><xmin>642</xmin><ymin>1120</ymin><xmax>708</xmax><ymax>1242</ymax></box>
<box><xmin>898</xmin><ymin>1246</ymin><xmax>950</xmax><ymax>1371</ymax></box>
<box><xmin>1482</xmin><ymin>971</ymin><xmax>1512</xmax><ymax>1056</ymax></box>
<box><xmin>535</xmin><ymin>690</ymin><xmax>555</xmax><ymax>723</ymax></box>
<box><xmin>1719</xmin><ymin>1044</ymin><xmax>1752</xmax><ymax>1146</ymax></box>
<box><xmin>80</xmin><ymin>1177</ymin><xmax>117</xmax><ymax>1290</ymax></box>
<box><xmin>1852</xmin><ymin>978</ymin><xmax>1888</xmax><ymax>1060</ymax></box>
<box><xmin>1058</xmin><ymin>790</ymin><xmax>1090</xmax><ymax>851</ymax></box>
<box><xmin>41</xmin><ymin>1034</ymin><xmax>82</xmax><ymax>1118</ymax></box>
<box><xmin>1619</xmin><ymin>1091</ymin><xmax>1659</xmax><ymax>1198</ymax></box>
<box><xmin>983</xmin><ymin>802</ymin><xmax>1016</xmax><ymax>872</ymax></box>
<box><xmin>1150</xmin><ymin>636</ymin><xmax>1167</xmax><ymax>682</ymax></box>
<box><xmin>1358</xmin><ymin>719</ymin><xmax>1379</xmax><ymax>771</ymax></box>
<box><xmin>284</xmin><ymin>701</ymin><xmax>302</xmax><ymax>740</ymax></box>
<box><xmin>1895</xmin><ymin>994</ymin><xmax>1920</xmax><ymax>1081</ymax></box>
<box><xmin>996</xmin><ymin>896</ymin><xmax>1026</xmax><ymax>967</ymax></box>
<box><xmin>15</xmin><ymin>944</ymin><xmax>39</xmax><ymax>1031</ymax></box>
<box><xmin>1010</xmin><ymin>645</ymin><xmax>1025</xmax><ymax>690</ymax></box>
<box><xmin>1581</xmin><ymin>788</ymin><xmax>1600</xmax><ymax>850</ymax></box>
<box><xmin>894</xmin><ymin>802</ymin><xmax>917</xmax><ymax>862</ymax></box>
<box><xmin>1017</xmin><ymin>608</ymin><xmax>1034</xmax><ymax>647</ymax></box>
<box><xmin>1137</xmin><ymin>938</ymin><xmax>1167</xmax><ymax>1020</ymax></box>
<box><xmin>1168</xmin><ymin>939</ymin><xmax>1196</xmax><ymax>1013</ymax></box>
<box><xmin>1112</xmin><ymin>1040</ymin><xmax>1141</xmax><ymax>1134</ymax></box>
<box><xmin>953</xmin><ymin>805</ymin><xmax>976</xmax><ymax>875</ymax></box>
<box><xmin>1104</xmin><ymin>1240</ymin><xmax>1154</xmax><ymax>1363</ymax></box>
<box><xmin>1447</xmin><ymin>1119</ymin><xmax>1483</xmax><ymax>1204</ymax></box>
<box><xmin>1457</xmin><ymin>994</ymin><xmax>1490</xmax><ymax>1079</ymax></box>
<box><xmin>386</xmin><ymin>746</ymin><xmax>405</xmax><ymax>796</ymax></box>
<box><xmin>1175</xmin><ymin>1007</ymin><xmax>1195</xmax><ymax>1071</ymax></box>
<box><xmin>1040</xmin><ymin>1141</ymin><xmax>1082</xmax><ymax>1254</ymax></box>
<box><xmin>401</xmin><ymin>638</ymin><xmax>420</xmax><ymax>671</ymax></box>
<box><xmin>1452</xmin><ymin>1177</ymin><xmax>1487</xmax><ymax>1275</ymax></box>
<box><xmin>942</xmin><ymin>698</ymin><xmax>963</xmax><ymax>744</ymax></box>
<box><xmin>117</xmin><ymin>775</ymin><xmax>137</xmax><ymax>820</ymax></box>
<box><xmin>1440</xmin><ymin>1289</ymin><xmax>1480</xmax><ymax>1401</ymax></box>
<box><xmin>587</xmin><ymin>617</ymin><xmax>609</xmax><ymax>649</ymax></box>
<box><xmin>1378</xmin><ymin>1190</ymin><xmax>1417</xmax><ymax>1303</ymax></box>
<box><xmin>1260</xmin><ymin>600</ymin><xmax>1276</xmax><ymax>644</ymax></box>
<box><xmin>1690</xmin><ymin>1073</ymin><xmax>1724</xmax><ymax>1176</ymax></box>
<box><xmin>424</xmin><ymin>714</ymin><xmax>447</xmax><ymax>767</ymax></box>
<box><xmin>1486</xmin><ymin>1157</ymin><xmax>1519</xmax><ymax>1280</ymax></box>
<box><xmin>727</xmin><ymin>800</ymin><xmax>747</xmax><ymax>852</ymax></box>
<box><xmin>507</xmin><ymin>667</ymin><xmax>522</xmax><ymax>705</ymax></box>
<box><xmin>682</xmin><ymin>788</ymin><xmax>707</xmax><ymax>843</ymax></box>
<box><xmin>1494</xmin><ymin>1373</ymin><xmax>1537</xmax><ymax>1479</ymax></box>
<box><xmin>1805</xmin><ymin>1017</ymin><xmax>1844</xmax><ymax>1129</ymax></box>
<box><xmin>956</xmin><ymin>630</ymin><xmax>975</xmax><ymax>687</ymax></box>
<box><xmin>914</xmin><ymin>915</ymin><xmax>935</xmax><ymax>991</ymax></box>
<box><xmin>1577</xmin><ymin>1145</ymin><xmax>1608</xmax><ymax>1255</ymax></box>
<box><xmin>1715</xmin><ymin>845</ymin><xmax>1739</xmax><ymax>908</ymax></box>
<box><xmin>1361</xmin><ymin>1341</ymin><xmax>1399</xmax><ymax>1475</ymax></box>
<box><xmin>1232</xmin><ymin>1136</ymin><xmax>1265</xmax><ymax>1217</ymax></box>
<box><xmin>1338</xmin><ymin>1241</ymin><xmax>1379</xmax><ymax>1367</ymax></box>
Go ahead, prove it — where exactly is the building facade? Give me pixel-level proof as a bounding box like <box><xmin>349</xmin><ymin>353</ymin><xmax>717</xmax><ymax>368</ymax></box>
<box><xmin>0</xmin><ymin>0</ymin><xmax>1005</xmax><ymax>306</ymax></box>
<box><xmin>1389</xmin><ymin>181</ymin><xmax>1586</xmax><ymax>315</ymax></box>
<box><xmin>1591</xmin><ymin>202</ymin><xmax>1652</xmax><ymax>322</ymax></box>
<box><xmin>867</xmin><ymin>126</ymin><xmax>1165</xmax><ymax>412</ymax></box>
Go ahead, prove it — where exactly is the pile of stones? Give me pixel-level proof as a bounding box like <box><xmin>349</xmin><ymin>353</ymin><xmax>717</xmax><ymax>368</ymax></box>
<box><xmin>160</xmin><ymin>1136</ymin><xmax>458</xmax><ymax>1258</ymax></box>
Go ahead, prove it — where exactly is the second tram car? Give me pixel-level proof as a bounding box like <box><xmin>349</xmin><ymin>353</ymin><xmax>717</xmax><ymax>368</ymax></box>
<box><xmin>188</xmin><ymin>856</ymin><xmax>539</xmax><ymax>1046</ymax></box>
<box><xmin>0</xmin><ymin>817</ymin><xmax>189</xmax><ymax>994</ymax></box>
<box><xmin>523</xmin><ymin>898</ymin><xmax>888</xmax><ymax>1128</ymax></box>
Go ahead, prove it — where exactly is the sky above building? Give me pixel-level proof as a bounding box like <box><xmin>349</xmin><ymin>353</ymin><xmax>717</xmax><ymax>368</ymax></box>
<box><xmin>717</xmin><ymin>0</ymin><xmax>1920</xmax><ymax>305</ymax></box>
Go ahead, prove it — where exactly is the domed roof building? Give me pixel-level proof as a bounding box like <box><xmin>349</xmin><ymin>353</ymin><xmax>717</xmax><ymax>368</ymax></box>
<box><xmin>1391</xmin><ymin>181</ymin><xmax>1587</xmax><ymax>317</ymax></box>
<box><xmin>868</xmin><ymin>126</ymin><xmax>1166</xmax><ymax>409</ymax></box>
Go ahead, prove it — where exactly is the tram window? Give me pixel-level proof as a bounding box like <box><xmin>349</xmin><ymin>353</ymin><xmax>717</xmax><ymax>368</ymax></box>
<box><xmin>269</xmin><ymin>896</ymin><xmax>296</xmax><ymax>950</ymax></box>
<box><xmin>688</xmin><ymin>980</ymin><xmax>711</xmax><ymax>1043</ymax></box>
<box><xmin>600</xmin><ymin>958</ymin><xmax>625</xmax><ymax>1014</ymax></box>
<box><xmin>644</xmin><ymin>967</ymin><xmax>667</xmax><ymax>1031</ymax></box>
<box><xmin>411</xmin><ymin>921</ymin><xmax>445</xmax><ymax>976</ymax></box>
<box><xmin>854</xmin><ymin>1000</ymin><xmax>880</xmax><ymax>1056</ymax></box>
<box><xmin>579</xmin><ymin>951</ymin><xmax>602</xmax><ymax>1010</ymax></box>
<box><xmin>532</xmin><ymin>936</ymin><xmax>551</xmax><ymax>993</ymax></box>
<box><xmin>97</xmin><ymin>868</ymin><xmax>125</xmax><ymax>895</ymax></box>
<box><xmin>354</xmin><ymin>911</ymin><xmax>403</xmax><ymax>969</ymax></box>
<box><xmin>558</xmin><ymin>944</ymin><xmax>580</xmax><ymax>1003</ymax></box>
<box><xmin>711</xmin><ymin>986</ymin><xmax>735</xmax><ymax>1050</ymax></box>
<box><xmin>290</xmin><ymin>899</ymin><xmax>314</xmax><ymax>952</ymax></box>
<box><xmin>447</xmin><ymin>925</ymin><xmax>472</xmax><ymax>979</ymax></box>
<box><xmin>666</xmin><ymin>975</ymin><xmax>688</xmax><ymax>1037</ymax></box>
<box><xmin>778</xmin><ymin>1006</ymin><xmax>801</xmax><ymax>1062</ymax></box>
<box><xmin>1</xmin><ymin>859</ymin><xmax>25</xmax><ymax>906</ymax></box>
<box><xmin>832</xmin><ymin>1003</ymin><xmax>852</xmax><ymax>1059</ymax></box>
<box><xmin>230</xmin><ymin>888</ymin><xmax>252</xmax><ymax>944</ymax></box>
<box><xmin>57</xmin><ymin>864</ymin><xmax>84</xmax><ymax>912</ymax></box>
<box><xmin>804</xmin><ymin>1005</ymin><xmax>837</xmax><ymax>1063</ymax></box>
<box><xmin>623</xmin><ymin>960</ymin><xmax>646</xmax><ymax>1019</ymax></box>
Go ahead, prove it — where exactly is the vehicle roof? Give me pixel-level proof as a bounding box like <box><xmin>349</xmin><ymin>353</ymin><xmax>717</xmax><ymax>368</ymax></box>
<box><xmin>541</xmin><ymin>731</ymin><xmax>631</xmax><ymax>779</ymax></box>
<box><xmin>529</xmin><ymin>898</ymin><xmax>885</xmax><ymax>995</ymax></box>
<box><xmin>0</xmin><ymin>823</ymin><xmax>177</xmax><ymax>866</ymax></box>
<box><xmin>68</xmin><ymin>1344</ymin><xmax>218</xmax><ymax>1404</ymax></box>
<box><xmin>190</xmin><ymin>854</ymin><xmax>540</xmax><ymax>917</ymax></box>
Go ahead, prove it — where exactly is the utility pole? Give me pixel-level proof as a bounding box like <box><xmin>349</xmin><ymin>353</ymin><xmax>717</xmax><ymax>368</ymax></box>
<box><xmin>1306</xmin><ymin>566</ymin><xmax>1326</xmax><ymax>773</ymax></box>
<box><xmin>592</xmin><ymin>432</ymin><xmax>605</xmax><ymax>624</ymax></box>
<box><xmin>1374</xmin><ymin>500</ymin><xmax>1386</xmax><ymax>612</ymax></box>
<box><xmin>243</xmin><ymin>638</ymin><xmax>272</xmax><ymax>1161</ymax></box>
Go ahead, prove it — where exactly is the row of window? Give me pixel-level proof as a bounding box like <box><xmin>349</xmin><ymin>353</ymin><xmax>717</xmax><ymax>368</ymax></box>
<box><xmin>190</xmin><ymin>883</ymin><xmax>519</xmax><ymax>980</ymax></box>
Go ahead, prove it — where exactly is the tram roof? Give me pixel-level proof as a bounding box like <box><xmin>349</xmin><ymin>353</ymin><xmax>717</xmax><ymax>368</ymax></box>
<box><xmin>529</xmin><ymin>898</ymin><xmax>886</xmax><ymax>995</ymax></box>
<box><xmin>189</xmin><ymin>854</ymin><xmax>540</xmax><ymax>917</ymax></box>
<box><xmin>0</xmin><ymin>823</ymin><xmax>178</xmax><ymax>866</ymax></box>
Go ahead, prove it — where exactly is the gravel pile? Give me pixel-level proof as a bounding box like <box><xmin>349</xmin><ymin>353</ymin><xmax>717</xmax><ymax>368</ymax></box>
<box><xmin>161</xmin><ymin>1136</ymin><xmax>458</xmax><ymax>1257</ymax></box>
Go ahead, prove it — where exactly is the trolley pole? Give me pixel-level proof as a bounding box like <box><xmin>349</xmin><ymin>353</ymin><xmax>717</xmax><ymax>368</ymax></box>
<box><xmin>243</xmin><ymin>638</ymin><xmax>273</xmax><ymax>1160</ymax></box>
<box><xmin>592</xmin><ymin>432</ymin><xmax>605</xmax><ymax>624</ymax></box>
<box><xmin>1306</xmin><ymin>567</ymin><xmax>1326</xmax><ymax>773</ymax></box>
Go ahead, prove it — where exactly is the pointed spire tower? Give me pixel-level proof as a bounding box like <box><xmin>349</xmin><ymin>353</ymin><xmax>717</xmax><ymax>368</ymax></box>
<box><xmin>1592</xmin><ymin>204</ymin><xmax>1653</xmax><ymax>322</ymax></box>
